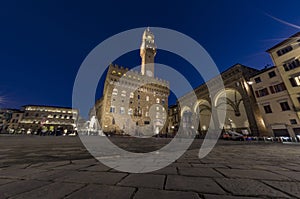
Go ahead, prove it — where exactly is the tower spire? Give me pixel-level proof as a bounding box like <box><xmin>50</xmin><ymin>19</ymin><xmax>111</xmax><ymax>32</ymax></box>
<box><xmin>140</xmin><ymin>28</ymin><xmax>156</xmax><ymax>77</ymax></box>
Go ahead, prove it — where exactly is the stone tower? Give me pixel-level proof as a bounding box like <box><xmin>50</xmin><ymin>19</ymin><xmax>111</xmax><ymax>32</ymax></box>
<box><xmin>140</xmin><ymin>27</ymin><xmax>156</xmax><ymax>77</ymax></box>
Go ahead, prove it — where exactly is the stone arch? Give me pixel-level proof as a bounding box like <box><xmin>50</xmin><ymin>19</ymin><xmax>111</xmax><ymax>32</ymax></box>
<box><xmin>214</xmin><ymin>88</ymin><xmax>249</xmax><ymax>132</ymax></box>
<box><xmin>180</xmin><ymin>106</ymin><xmax>192</xmax><ymax>117</ymax></box>
<box><xmin>193</xmin><ymin>100</ymin><xmax>212</xmax><ymax>134</ymax></box>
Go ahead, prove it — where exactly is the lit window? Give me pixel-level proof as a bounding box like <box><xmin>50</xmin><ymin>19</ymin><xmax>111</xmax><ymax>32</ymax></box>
<box><xmin>128</xmin><ymin>108</ymin><xmax>133</xmax><ymax>115</ymax></box>
<box><xmin>121</xmin><ymin>90</ymin><xmax>126</xmax><ymax>97</ymax></box>
<box><xmin>112</xmin><ymin>88</ymin><xmax>118</xmax><ymax>95</ymax></box>
<box><xmin>120</xmin><ymin>107</ymin><xmax>125</xmax><ymax>114</ymax></box>
<box><xmin>145</xmin><ymin>112</ymin><xmax>149</xmax><ymax>117</ymax></box>
<box><xmin>295</xmin><ymin>76</ymin><xmax>300</xmax><ymax>86</ymax></box>
<box><xmin>130</xmin><ymin>92</ymin><xmax>134</xmax><ymax>98</ymax></box>
<box><xmin>146</xmin><ymin>96</ymin><xmax>149</xmax><ymax>101</ymax></box>
<box><xmin>112</xmin><ymin>70</ymin><xmax>116</xmax><ymax>74</ymax></box>
<box><xmin>156</xmin><ymin>107</ymin><xmax>159</xmax><ymax>111</ymax></box>
<box><xmin>156</xmin><ymin>98</ymin><xmax>160</xmax><ymax>103</ymax></box>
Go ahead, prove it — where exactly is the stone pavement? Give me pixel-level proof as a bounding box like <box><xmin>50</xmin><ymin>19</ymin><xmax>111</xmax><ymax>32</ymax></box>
<box><xmin>0</xmin><ymin>135</ymin><xmax>300</xmax><ymax>199</ymax></box>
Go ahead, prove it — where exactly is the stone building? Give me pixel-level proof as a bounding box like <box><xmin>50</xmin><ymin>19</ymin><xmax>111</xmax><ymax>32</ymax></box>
<box><xmin>167</xmin><ymin>104</ymin><xmax>179</xmax><ymax>135</ymax></box>
<box><xmin>95</xmin><ymin>28</ymin><xmax>169</xmax><ymax>136</ymax></box>
<box><xmin>250</xmin><ymin>66</ymin><xmax>299</xmax><ymax>137</ymax></box>
<box><xmin>7</xmin><ymin>111</ymin><xmax>23</xmax><ymax>133</ymax></box>
<box><xmin>258</xmin><ymin>31</ymin><xmax>300</xmax><ymax>137</ymax></box>
<box><xmin>175</xmin><ymin>64</ymin><xmax>266</xmax><ymax>136</ymax></box>
<box><xmin>18</xmin><ymin>105</ymin><xmax>78</xmax><ymax>134</ymax></box>
<box><xmin>0</xmin><ymin>108</ymin><xmax>19</xmax><ymax>133</ymax></box>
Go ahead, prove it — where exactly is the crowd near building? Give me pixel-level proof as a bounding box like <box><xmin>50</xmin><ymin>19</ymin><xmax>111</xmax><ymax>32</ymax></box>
<box><xmin>1</xmin><ymin>30</ymin><xmax>300</xmax><ymax>140</ymax></box>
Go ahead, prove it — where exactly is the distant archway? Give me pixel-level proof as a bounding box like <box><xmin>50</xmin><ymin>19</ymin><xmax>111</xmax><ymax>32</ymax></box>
<box><xmin>193</xmin><ymin>100</ymin><xmax>212</xmax><ymax>133</ymax></box>
<box><xmin>214</xmin><ymin>88</ymin><xmax>249</xmax><ymax>132</ymax></box>
<box><xmin>180</xmin><ymin>106</ymin><xmax>192</xmax><ymax>117</ymax></box>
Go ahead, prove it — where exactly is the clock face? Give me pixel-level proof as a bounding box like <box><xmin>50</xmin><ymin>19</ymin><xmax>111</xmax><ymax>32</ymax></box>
<box><xmin>146</xmin><ymin>70</ymin><xmax>153</xmax><ymax>77</ymax></box>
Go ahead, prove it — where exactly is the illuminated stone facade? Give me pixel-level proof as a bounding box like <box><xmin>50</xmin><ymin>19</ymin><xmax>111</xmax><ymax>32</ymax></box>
<box><xmin>176</xmin><ymin>64</ymin><xmax>266</xmax><ymax>136</ymax></box>
<box><xmin>18</xmin><ymin>105</ymin><xmax>78</xmax><ymax>133</ymax></box>
<box><xmin>0</xmin><ymin>109</ymin><xmax>19</xmax><ymax>133</ymax></box>
<box><xmin>250</xmin><ymin>66</ymin><xmax>299</xmax><ymax>137</ymax></box>
<box><xmin>95</xmin><ymin>28</ymin><xmax>169</xmax><ymax>135</ymax></box>
<box><xmin>257</xmin><ymin>31</ymin><xmax>300</xmax><ymax>137</ymax></box>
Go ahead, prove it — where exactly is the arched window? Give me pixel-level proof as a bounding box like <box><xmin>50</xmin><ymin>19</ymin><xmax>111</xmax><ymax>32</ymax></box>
<box><xmin>156</xmin><ymin>98</ymin><xmax>160</xmax><ymax>103</ymax></box>
<box><xmin>146</xmin><ymin>96</ymin><xmax>149</xmax><ymax>101</ymax></box>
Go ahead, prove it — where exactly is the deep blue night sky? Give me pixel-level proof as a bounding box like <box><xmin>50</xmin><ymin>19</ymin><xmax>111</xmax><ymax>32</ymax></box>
<box><xmin>1</xmin><ymin>0</ymin><xmax>300</xmax><ymax>109</ymax></box>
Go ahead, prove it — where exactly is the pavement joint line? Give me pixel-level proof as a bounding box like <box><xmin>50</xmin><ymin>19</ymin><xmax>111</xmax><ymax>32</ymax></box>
<box><xmin>212</xmin><ymin>168</ymin><xmax>229</xmax><ymax>178</ymax></box>
<box><xmin>129</xmin><ymin>187</ymin><xmax>138</xmax><ymax>199</ymax></box>
<box><xmin>259</xmin><ymin>180</ymin><xmax>298</xmax><ymax>199</ymax></box>
<box><xmin>212</xmin><ymin>177</ymin><xmax>231</xmax><ymax>195</ymax></box>
<box><xmin>23</xmin><ymin>163</ymin><xmax>33</xmax><ymax>169</ymax></box>
<box><xmin>62</xmin><ymin>183</ymin><xmax>89</xmax><ymax>198</ymax></box>
<box><xmin>6</xmin><ymin>180</ymin><xmax>52</xmax><ymax>198</ymax></box>
<box><xmin>175</xmin><ymin>167</ymin><xmax>179</xmax><ymax>175</ymax></box>
<box><xmin>164</xmin><ymin>186</ymin><xmax>217</xmax><ymax>195</ymax></box>
<box><xmin>115</xmin><ymin>173</ymin><xmax>130</xmax><ymax>186</ymax></box>
<box><xmin>163</xmin><ymin>174</ymin><xmax>167</xmax><ymax>190</ymax></box>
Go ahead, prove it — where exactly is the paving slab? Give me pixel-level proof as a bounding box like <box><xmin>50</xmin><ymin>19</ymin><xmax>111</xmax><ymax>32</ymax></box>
<box><xmin>271</xmin><ymin>171</ymin><xmax>300</xmax><ymax>181</ymax></box>
<box><xmin>151</xmin><ymin>166</ymin><xmax>178</xmax><ymax>175</ymax></box>
<box><xmin>165</xmin><ymin>175</ymin><xmax>226</xmax><ymax>194</ymax></box>
<box><xmin>0</xmin><ymin>168</ymin><xmax>47</xmax><ymax>179</ymax></box>
<box><xmin>0</xmin><ymin>179</ymin><xmax>50</xmax><ymax>199</ymax></box>
<box><xmin>178</xmin><ymin>167</ymin><xmax>223</xmax><ymax>178</ymax></box>
<box><xmin>10</xmin><ymin>182</ymin><xmax>85</xmax><ymax>199</ymax></box>
<box><xmin>54</xmin><ymin>171</ymin><xmax>128</xmax><ymax>185</ymax></box>
<box><xmin>78</xmin><ymin>164</ymin><xmax>111</xmax><ymax>172</ymax></box>
<box><xmin>134</xmin><ymin>188</ymin><xmax>200</xmax><ymax>199</ymax></box>
<box><xmin>216</xmin><ymin>178</ymin><xmax>289</xmax><ymax>198</ymax></box>
<box><xmin>203</xmin><ymin>194</ymin><xmax>259</xmax><ymax>199</ymax></box>
<box><xmin>216</xmin><ymin>168</ymin><xmax>290</xmax><ymax>180</ymax></box>
<box><xmin>66</xmin><ymin>184</ymin><xmax>135</xmax><ymax>199</ymax></box>
<box><xmin>1</xmin><ymin>136</ymin><xmax>300</xmax><ymax>198</ymax></box>
<box><xmin>0</xmin><ymin>178</ymin><xmax>15</xmax><ymax>185</ymax></box>
<box><xmin>118</xmin><ymin>173</ymin><xmax>165</xmax><ymax>189</ymax></box>
<box><xmin>263</xmin><ymin>180</ymin><xmax>300</xmax><ymax>198</ymax></box>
